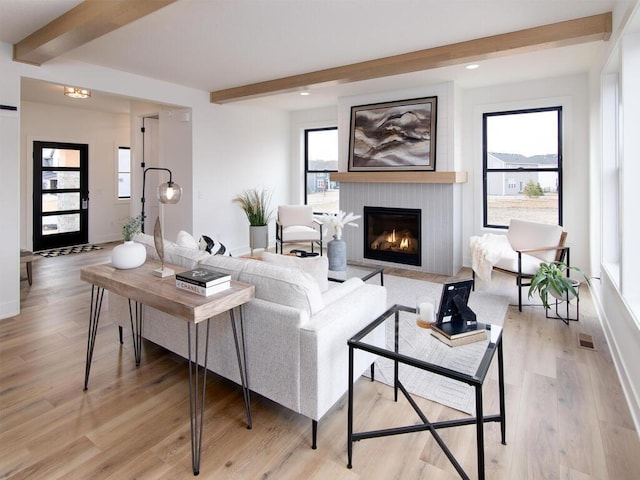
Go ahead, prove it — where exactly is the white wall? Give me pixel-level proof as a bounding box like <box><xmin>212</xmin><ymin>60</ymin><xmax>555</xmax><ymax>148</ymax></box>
<box><xmin>191</xmin><ymin>103</ymin><xmax>289</xmax><ymax>255</ymax></box>
<box><xmin>461</xmin><ymin>74</ymin><xmax>591</xmax><ymax>275</ymax></box>
<box><xmin>20</xmin><ymin>101</ymin><xmax>131</xmax><ymax>248</ymax></box>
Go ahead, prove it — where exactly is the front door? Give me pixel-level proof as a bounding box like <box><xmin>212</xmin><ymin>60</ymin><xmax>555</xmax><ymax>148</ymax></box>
<box><xmin>33</xmin><ymin>141</ymin><xmax>89</xmax><ymax>251</ymax></box>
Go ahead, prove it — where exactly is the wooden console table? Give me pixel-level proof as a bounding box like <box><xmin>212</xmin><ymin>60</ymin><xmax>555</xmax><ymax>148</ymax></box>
<box><xmin>80</xmin><ymin>261</ymin><xmax>255</xmax><ymax>476</ymax></box>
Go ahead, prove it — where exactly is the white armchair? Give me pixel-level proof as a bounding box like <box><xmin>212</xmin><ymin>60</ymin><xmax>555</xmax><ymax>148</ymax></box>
<box><xmin>470</xmin><ymin>219</ymin><xmax>568</xmax><ymax>311</ymax></box>
<box><xmin>275</xmin><ymin>205</ymin><xmax>323</xmax><ymax>255</ymax></box>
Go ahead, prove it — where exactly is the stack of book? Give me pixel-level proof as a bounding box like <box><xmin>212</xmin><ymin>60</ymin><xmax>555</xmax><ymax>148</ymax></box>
<box><xmin>430</xmin><ymin>321</ymin><xmax>488</xmax><ymax>347</ymax></box>
<box><xmin>175</xmin><ymin>267</ymin><xmax>231</xmax><ymax>296</ymax></box>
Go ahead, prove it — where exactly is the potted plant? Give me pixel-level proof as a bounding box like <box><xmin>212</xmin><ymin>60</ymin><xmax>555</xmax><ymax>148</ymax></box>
<box><xmin>111</xmin><ymin>214</ymin><xmax>146</xmax><ymax>269</ymax></box>
<box><xmin>233</xmin><ymin>188</ymin><xmax>274</xmax><ymax>253</ymax></box>
<box><xmin>528</xmin><ymin>261</ymin><xmax>589</xmax><ymax>309</ymax></box>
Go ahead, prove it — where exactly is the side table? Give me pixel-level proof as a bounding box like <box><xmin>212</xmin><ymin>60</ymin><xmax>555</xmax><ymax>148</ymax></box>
<box><xmin>347</xmin><ymin>304</ymin><xmax>506</xmax><ymax>480</ymax></box>
<box><xmin>80</xmin><ymin>261</ymin><xmax>255</xmax><ymax>476</ymax></box>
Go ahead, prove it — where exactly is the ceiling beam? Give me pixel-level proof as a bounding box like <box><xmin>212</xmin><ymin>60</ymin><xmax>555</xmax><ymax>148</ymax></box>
<box><xmin>210</xmin><ymin>12</ymin><xmax>612</xmax><ymax>104</ymax></box>
<box><xmin>13</xmin><ymin>0</ymin><xmax>176</xmax><ymax>66</ymax></box>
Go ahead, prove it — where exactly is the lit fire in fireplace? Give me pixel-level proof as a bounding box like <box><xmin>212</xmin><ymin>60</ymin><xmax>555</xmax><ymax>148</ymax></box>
<box><xmin>372</xmin><ymin>229</ymin><xmax>418</xmax><ymax>254</ymax></box>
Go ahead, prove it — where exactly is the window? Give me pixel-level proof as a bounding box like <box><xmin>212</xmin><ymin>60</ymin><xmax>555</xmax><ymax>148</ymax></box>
<box><xmin>483</xmin><ymin>107</ymin><xmax>562</xmax><ymax>228</ymax></box>
<box><xmin>305</xmin><ymin>127</ymin><xmax>339</xmax><ymax>213</ymax></box>
<box><xmin>118</xmin><ymin>147</ymin><xmax>131</xmax><ymax>199</ymax></box>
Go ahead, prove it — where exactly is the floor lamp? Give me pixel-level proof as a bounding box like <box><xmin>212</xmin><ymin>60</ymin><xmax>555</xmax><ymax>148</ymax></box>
<box><xmin>141</xmin><ymin>167</ymin><xmax>182</xmax><ymax>233</ymax></box>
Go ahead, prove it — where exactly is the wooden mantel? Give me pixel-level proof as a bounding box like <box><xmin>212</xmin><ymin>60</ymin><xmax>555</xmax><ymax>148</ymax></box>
<box><xmin>330</xmin><ymin>171</ymin><xmax>467</xmax><ymax>184</ymax></box>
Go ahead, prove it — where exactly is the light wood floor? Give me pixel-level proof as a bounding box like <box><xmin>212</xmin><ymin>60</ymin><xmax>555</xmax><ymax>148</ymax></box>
<box><xmin>2</xmin><ymin>244</ymin><xmax>639</xmax><ymax>479</ymax></box>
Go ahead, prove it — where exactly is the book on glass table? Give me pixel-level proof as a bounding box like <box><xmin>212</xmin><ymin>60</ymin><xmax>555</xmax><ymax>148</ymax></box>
<box><xmin>431</xmin><ymin>326</ymin><xmax>487</xmax><ymax>347</ymax></box>
<box><xmin>176</xmin><ymin>279</ymin><xmax>231</xmax><ymax>297</ymax></box>
<box><xmin>175</xmin><ymin>267</ymin><xmax>231</xmax><ymax>287</ymax></box>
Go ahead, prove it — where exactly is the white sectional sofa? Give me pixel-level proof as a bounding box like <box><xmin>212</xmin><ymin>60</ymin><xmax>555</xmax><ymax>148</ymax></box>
<box><xmin>108</xmin><ymin>233</ymin><xmax>387</xmax><ymax>447</ymax></box>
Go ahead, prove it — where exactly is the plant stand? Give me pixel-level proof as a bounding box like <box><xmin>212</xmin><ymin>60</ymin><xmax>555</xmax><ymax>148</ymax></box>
<box><xmin>546</xmin><ymin>284</ymin><xmax>580</xmax><ymax>325</ymax></box>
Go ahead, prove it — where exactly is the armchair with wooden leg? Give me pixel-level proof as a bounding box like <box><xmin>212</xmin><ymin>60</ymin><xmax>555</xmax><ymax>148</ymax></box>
<box><xmin>275</xmin><ymin>205</ymin><xmax>323</xmax><ymax>255</ymax></box>
<box><xmin>471</xmin><ymin>219</ymin><xmax>568</xmax><ymax>311</ymax></box>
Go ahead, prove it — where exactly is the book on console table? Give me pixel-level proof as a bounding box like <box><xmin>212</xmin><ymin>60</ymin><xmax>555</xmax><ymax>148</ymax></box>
<box><xmin>175</xmin><ymin>267</ymin><xmax>231</xmax><ymax>287</ymax></box>
<box><xmin>430</xmin><ymin>321</ymin><xmax>487</xmax><ymax>347</ymax></box>
<box><xmin>175</xmin><ymin>279</ymin><xmax>230</xmax><ymax>296</ymax></box>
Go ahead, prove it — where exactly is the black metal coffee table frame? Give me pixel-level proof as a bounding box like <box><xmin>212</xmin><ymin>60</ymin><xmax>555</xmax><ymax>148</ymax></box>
<box><xmin>347</xmin><ymin>304</ymin><xmax>506</xmax><ymax>480</ymax></box>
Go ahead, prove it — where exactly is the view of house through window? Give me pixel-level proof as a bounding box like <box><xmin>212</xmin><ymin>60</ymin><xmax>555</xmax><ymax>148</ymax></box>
<box><xmin>483</xmin><ymin>107</ymin><xmax>562</xmax><ymax>228</ymax></box>
<box><xmin>118</xmin><ymin>147</ymin><xmax>131</xmax><ymax>199</ymax></box>
<box><xmin>305</xmin><ymin>127</ymin><xmax>339</xmax><ymax>214</ymax></box>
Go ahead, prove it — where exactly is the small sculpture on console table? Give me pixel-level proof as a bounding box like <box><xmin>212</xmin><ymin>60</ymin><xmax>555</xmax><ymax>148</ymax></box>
<box><xmin>153</xmin><ymin>217</ymin><xmax>174</xmax><ymax>277</ymax></box>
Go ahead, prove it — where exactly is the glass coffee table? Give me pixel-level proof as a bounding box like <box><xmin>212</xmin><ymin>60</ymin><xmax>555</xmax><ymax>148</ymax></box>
<box><xmin>347</xmin><ymin>304</ymin><xmax>505</xmax><ymax>480</ymax></box>
<box><xmin>328</xmin><ymin>262</ymin><xmax>384</xmax><ymax>285</ymax></box>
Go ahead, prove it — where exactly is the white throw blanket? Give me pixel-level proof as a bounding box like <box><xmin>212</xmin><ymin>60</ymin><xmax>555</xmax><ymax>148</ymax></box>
<box><xmin>469</xmin><ymin>234</ymin><xmax>512</xmax><ymax>281</ymax></box>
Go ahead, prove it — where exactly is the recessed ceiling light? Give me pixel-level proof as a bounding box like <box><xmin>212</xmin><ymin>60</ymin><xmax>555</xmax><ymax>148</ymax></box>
<box><xmin>300</xmin><ymin>91</ymin><xmax>310</xmax><ymax>96</ymax></box>
<box><xmin>465</xmin><ymin>64</ymin><xmax>480</xmax><ymax>70</ymax></box>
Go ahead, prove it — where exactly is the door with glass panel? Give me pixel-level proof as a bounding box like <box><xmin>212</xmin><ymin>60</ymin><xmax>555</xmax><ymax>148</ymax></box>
<box><xmin>33</xmin><ymin>141</ymin><xmax>89</xmax><ymax>251</ymax></box>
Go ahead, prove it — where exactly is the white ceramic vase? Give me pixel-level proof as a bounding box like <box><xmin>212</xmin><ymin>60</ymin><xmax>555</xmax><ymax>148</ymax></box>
<box><xmin>111</xmin><ymin>240</ymin><xmax>146</xmax><ymax>269</ymax></box>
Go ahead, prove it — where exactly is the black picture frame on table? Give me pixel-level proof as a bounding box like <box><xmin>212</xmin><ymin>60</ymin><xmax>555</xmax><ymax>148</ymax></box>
<box><xmin>348</xmin><ymin>96</ymin><xmax>437</xmax><ymax>172</ymax></box>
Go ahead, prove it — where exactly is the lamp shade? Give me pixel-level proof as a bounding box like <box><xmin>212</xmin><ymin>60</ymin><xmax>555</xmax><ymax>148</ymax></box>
<box><xmin>158</xmin><ymin>181</ymin><xmax>182</xmax><ymax>204</ymax></box>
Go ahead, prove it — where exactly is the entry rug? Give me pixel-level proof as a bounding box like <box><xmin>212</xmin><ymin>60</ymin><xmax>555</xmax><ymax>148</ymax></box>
<box><xmin>36</xmin><ymin>244</ymin><xmax>103</xmax><ymax>258</ymax></box>
<box><xmin>365</xmin><ymin>274</ymin><xmax>509</xmax><ymax>415</ymax></box>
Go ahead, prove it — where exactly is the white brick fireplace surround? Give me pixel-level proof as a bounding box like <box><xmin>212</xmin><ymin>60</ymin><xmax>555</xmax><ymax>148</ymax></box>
<box><xmin>337</xmin><ymin>178</ymin><xmax>464</xmax><ymax>276</ymax></box>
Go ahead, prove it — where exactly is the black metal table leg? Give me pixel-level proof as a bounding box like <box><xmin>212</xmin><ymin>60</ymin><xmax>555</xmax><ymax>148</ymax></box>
<box><xmin>84</xmin><ymin>285</ymin><xmax>105</xmax><ymax>390</ymax></box>
<box><xmin>393</xmin><ymin>309</ymin><xmax>399</xmax><ymax>402</ymax></box>
<box><xmin>230</xmin><ymin>306</ymin><xmax>252</xmax><ymax>429</ymax></box>
<box><xmin>187</xmin><ymin>320</ymin><xmax>210</xmax><ymax>476</ymax></box>
<box><xmin>475</xmin><ymin>386</ymin><xmax>485</xmax><ymax>480</ymax></box>
<box><xmin>498</xmin><ymin>338</ymin><xmax>507</xmax><ymax>445</ymax></box>
<box><xmin>128</xmin><ymin>300</ymin><xmax>144</xmax><ymax>366</ymax></box>
<box><xmin>347</xmin><ymin>343</ymin><xmax>354</xmax><ymax>469</ymax></box>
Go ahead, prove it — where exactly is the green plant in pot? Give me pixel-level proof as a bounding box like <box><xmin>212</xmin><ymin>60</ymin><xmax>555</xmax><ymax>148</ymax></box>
<box><xmin>122</xmin><ymin>214</ymin><xmax>143</xmax><ymax>241</ymax></box>
<box><xmin>233</xmin><ymin>188</ymin><xmax>274</xmax><ymax>253</ymax></box>
<box><xmin>528</xmin><ymin>261</ymin><xmax>589</xmax><ymax>309</ymax></box>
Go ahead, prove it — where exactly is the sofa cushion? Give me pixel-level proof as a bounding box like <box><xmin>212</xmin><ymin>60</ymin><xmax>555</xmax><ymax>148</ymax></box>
<box><xmin>237</xmin><ymin>260</ymin><xmax>325</xmax><ymax>315</ymax></box>
<box><xmin>176</xmin><ymin>230</ymin><xmax>200</xmax><ymax>250</ymax></box>
<box><xmin>260</xmin><ymin>251</ymin><xmax>329</xmax><ymax>292</ymax></box>
<box><xmin>133</xmin><ymin>233</ymin><xmax>209</xmax><ymax>269</ymax></box>
<box><xmin>199</xmin><ymin>254</ymin><xmax>248</xmax><ymax>280</ymax></box>
<box><xmin>133</xmin><ymin>233</ymin><xmax>176</xmax><ymax>260</ymax></box>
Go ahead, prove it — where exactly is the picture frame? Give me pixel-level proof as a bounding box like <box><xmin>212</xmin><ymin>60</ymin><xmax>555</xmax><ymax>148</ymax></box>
<box><xmin>348</xmin><ymin>96</ymin><xmax>437</xmax><ymax>172</ymax></box>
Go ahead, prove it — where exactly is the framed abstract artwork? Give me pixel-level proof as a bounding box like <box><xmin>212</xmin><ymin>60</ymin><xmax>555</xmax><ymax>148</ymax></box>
<box><xmin>348</xmin><ymin>96</ymin><xmax>437</xmax><ymax>171</ymax></box>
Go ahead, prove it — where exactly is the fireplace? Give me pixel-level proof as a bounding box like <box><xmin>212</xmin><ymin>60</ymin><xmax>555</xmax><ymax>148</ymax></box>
<box><xmin>364</xmin><ymin>206</ymin><xmax>421</xmax><ymax>266</ymax></box>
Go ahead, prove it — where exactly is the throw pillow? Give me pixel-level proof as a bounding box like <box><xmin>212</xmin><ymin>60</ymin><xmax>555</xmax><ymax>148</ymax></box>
<box><xmin>176</xmin><ymin>230</ymin><xmax>199</xmax><ymax>250</ymax></box>
<box><xmin>261</xmin><ymin>251</ymin><xmax>329</xmax><ymax>292</ymax></box>
<box><xmin>199</xmin><ymin>235</ymin><xmax>230</xmax><ymax>256</ymax></box>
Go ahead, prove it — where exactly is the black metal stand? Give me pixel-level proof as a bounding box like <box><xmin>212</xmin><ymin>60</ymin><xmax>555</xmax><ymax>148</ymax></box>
<box><xmin>545</xmin><ymin>291</ymin><xmax>580</xmax><ymax>325</ymax></box>
<box><xmin>347</xmin><ymin>306</ymin><xmax>506</xmax><ymax>480</ymax></box>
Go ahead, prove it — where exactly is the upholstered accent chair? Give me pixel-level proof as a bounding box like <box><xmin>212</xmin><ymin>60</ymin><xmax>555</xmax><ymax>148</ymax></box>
<box><xmin>471</xmin><ymin>219</ymin><xmax>569</xmax><ymax>311</ymax></box>
<box><xmin>275</xmin><ymin>205</ymin><xmax>323</xmax><ymax>255</ymax></box>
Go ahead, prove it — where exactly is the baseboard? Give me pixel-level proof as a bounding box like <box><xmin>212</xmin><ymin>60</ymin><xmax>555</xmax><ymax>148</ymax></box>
<box><xmin>592</xmin><ymin>268</ymin><xmax>640</xmax><ymax>434</ymax></box>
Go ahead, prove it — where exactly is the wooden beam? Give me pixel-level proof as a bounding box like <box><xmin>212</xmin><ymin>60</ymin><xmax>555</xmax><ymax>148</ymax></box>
<box><xmin>13</xmin><ymin>0</ymin><xmax>176</xmax><ymax>66</ymax></box>
<box><xmin>210</xmin><ymin>12</ymin><xmax>612</xmax><ymax>104</ymax></box>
